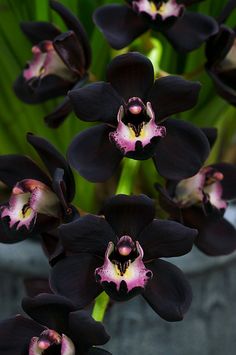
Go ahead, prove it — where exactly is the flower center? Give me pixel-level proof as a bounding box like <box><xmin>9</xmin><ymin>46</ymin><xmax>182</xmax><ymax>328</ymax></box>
<box><xmin>132</xmin><ymin>0</ymin><xmax>184</xmax><ymax>20</ymax></box>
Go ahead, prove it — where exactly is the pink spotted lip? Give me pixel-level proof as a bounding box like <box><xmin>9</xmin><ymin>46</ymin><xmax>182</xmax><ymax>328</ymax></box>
<box><xmin>132</xmin><ymin>0</ymin><xmax>184</xmax><ymax>20</ymax></box>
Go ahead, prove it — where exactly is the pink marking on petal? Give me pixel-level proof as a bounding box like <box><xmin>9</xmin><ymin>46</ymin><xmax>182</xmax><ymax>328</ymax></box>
<box><xmin>61</xmin><ymin>334</ymin><xmax>76</xmax><ymax>355</ymax></box>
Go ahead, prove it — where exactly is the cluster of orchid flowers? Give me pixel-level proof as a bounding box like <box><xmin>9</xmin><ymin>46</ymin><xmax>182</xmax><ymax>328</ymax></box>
<box><xmin>1</xmin><ymin>0</ymin><xmax>236</xmax><ymax>354</ymax></box>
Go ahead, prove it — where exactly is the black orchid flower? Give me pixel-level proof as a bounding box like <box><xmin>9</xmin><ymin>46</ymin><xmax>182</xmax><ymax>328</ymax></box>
<box><xmin>0</xmin><ymin>133</ymin><xmax>76</xmax><ymax>243</ymax></box>
<box><xmin>93</xmin><ymin>0</ymin><xmax>218</xmax><ymax>53</ymax></box>
<box><xmin>68</xmin><ymin>52</ymin><xmax>210</xmax><ymax>183</ymax></box>
<box><xmin>205</xmin><ymin>0</ymin><xmax>236</xmax><ymax>105</ymax></box>
<box><xmin>156</xmin><ymin>162</ymin><xmax>236</xmax><ymax>256</ymax></box>
<box><xmin>50</xmin><ymin>194</ymin><xmax>197</xmax><ymax>321</ymax></box>
<box><xmin>14</xmin><ymin>0</ymin><xmax>91</xmax><ymax>128</ymax></box>
<box><xmin>0</xmin><ymin>293</ymin><xmax>110</xmax><ymax>355</ymax></box>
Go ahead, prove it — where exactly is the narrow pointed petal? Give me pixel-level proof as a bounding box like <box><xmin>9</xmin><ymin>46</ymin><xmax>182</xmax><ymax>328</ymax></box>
<box><xmin>143</xmin><ymin>259</ymin><xmax>192</xmax><ymax>321</ymax></box>
<box><xmin>44</xmin><ymin>96</ymin><xmax>72</xmax><ymax>128</ymax></box>
<box><xmin>68</xmin><ymin>82</ymin><xmax>122</xmax><ymax>123</ymax></box>
<box><xmin>102</xmin><ymin>194</ymin><xmax>155</xmax><ymax>238</ymax></box>
<box><xmin>59</xmin><ymin>215</ymin><xmax>116</xmax><ymax>256</ymax></box>
<box><xmin>107</xmin><ymin>52</ymin><xmax>154</xmax><ymax>101</ymax></box>
<box><xmin>20</xmin><ymin>21</ymin><xmax>61</xmax><ymax>44</ymax></box>
<box><xmin>147</xmin><ymin>76</ymin><xmax>201</xmax><ymax>121</ymax></box>
<box><xmin>27</xmin><ymin>133</ymin><xmax>75</xmax><ymax>202</ymax></box>
<box><xmin>93</xmin><ymin>4</ymin><xmax>148</xmax><ymax>50</ymax></box>
<box><xmin>50</xmin><ymin>254</ymin><xmax>103</xmax><ymax>307</ymax></box>
<box><xmin>154</xmin><ymin>119</ymin><xmax>210</xmax><ymax>180</ymax></box>
<box><xmin>67</xmin><ymin>124</ymin><xmax>123</xmax><ymax>183</ymax></box>
<box><xmin>217</xmin><ymin>0</ymin><xmax>236</xmax><ymax>23</ymax></box>
<box><xmin>162</xmin><ymin>11</ymin><xmax>218</xmax><ymax>52</ymax></box>
<box><xmin>138</xmin><ymin>219</ymin><xmax>196</xmax><ymax>260</ymax></box>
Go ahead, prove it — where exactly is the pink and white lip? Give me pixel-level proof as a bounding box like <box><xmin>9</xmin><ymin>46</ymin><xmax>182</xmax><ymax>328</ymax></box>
<box><xmin>95</xmin><ymin>238</ymin><xmax>152</xmax><ymax>294</ymax></box>
<box><xmin>132</xmin><ymin>0</ymin><xmax>184</xmax><ymax>20</ymax></box>
<box><xmin>23</xmin><ymin>40</ymin><xmax>76</xmax><ymax>83</ymax></box>
<box><xmin>110</xmin><ymin>101</ymin><xmax>166</xmax><ymax>155</ymax></box>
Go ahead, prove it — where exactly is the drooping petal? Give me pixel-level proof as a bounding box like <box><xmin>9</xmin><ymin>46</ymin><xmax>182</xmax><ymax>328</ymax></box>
<box><xmin>20</xmin><ymin>21</ymin><xmax>61</xmax><ymax>44</ymax></box>
<box><xmin>138</xmin><ymin>219</ymin><xmax>196</xmax><ymax>260</ymax></box>
<box><xmin>143</xmin><ymin>259</ymin><xmax>192</xmax><ymax>321</ymax></box>
<box><xmin>102</xmin><ymin>194</ymin><xmax>155</xmax><ymax>238</ymax></box>
<box><xmin>147</xmin><ymin>76</ymin><xmax>201</xmax><ymax>121</ymax></box>
<box><xmin>67</xmin><ymin>124</ymin><xmax>123</xmax><ymax>183</ymax></box>
<box><xmin>59</xmin><ymin>215</ymin><xmax>116</xmax><ymax>256</ymax></box>
<box><xmin>107</xmin><ymin>52</ymin><xmax>154</xmax><ymax>101</ymax></box>
<box><xmin>154</xmin><ymin>118</ymin><xmax>210</xmax><ymax>180</ymax></box>
<box><xmin>50</xmin><ymin>254</ymin><xmax>103</xmax><ymax>307</ymax></box>
<box><xmin>0</xmin><ymin>155</ymin><xmax>51</xmax><ymax>188</ymax></box>
<box><xmin>93</xmin><ymin>4</ymin><xmax>148</xmax><ymax>50</ymax></box>
<box><xmin>68</xmin><ymin>82</ymin><xmax>123</xmax><ymax>123</ymax></box>
<box><xmin>209</xmin><ymin>162</ymin><xmax>236</xmax><ymax>200</ymax></box>
<box><xmin>217</xmin><ymin>0</ymin><xmax>236</xmax><ymax>24</ymax></box>
<box><xmin>162</xmin><ymin>11</ymin><xmax>218</xmax><ymax>52</ymax></box>
<box><xmin>27</xmin><ymin>133</ymin><xmax>75</xmax><ymax>202</ymax></box>
<box><xmin>44</xmin><ymin>96</ymin><xmax>72</xmax><ymax>128</ymax></box>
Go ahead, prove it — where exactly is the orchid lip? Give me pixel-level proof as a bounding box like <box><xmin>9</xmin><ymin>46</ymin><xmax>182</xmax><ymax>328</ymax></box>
<box><xmin>132</xmin><ymin>0</ymin><xmax>184</xmax><ymax>21</ymax></box>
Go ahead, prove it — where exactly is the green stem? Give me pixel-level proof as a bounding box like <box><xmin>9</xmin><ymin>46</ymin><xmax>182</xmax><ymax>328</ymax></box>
<box><xmin>92</xmin><ymin>159</ymin><xmax>140</xmax><ymax>322</ymax></box>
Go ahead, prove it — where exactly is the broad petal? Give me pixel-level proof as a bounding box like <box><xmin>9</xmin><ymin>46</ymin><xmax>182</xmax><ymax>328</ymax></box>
<box><xmin>44</xmin><ymin>96</ymin><xmax>72</xmax><ymax>128</ymax></box>
<box><xmin>102</xmin><ymin>194</ymin><xmax>155</xmax><ymax>238</ymax></box>
<box><xmin>0</xmin><ymin>315</ymin><xmax>45</xmax><ymax>355</ymax></box>
<box><xmin>147</xmin><ymin>76</ymin><xmax>201</xmax><ymax>121</ymax></box>
<box><xmin>0</xmin><ymin>155</ymin><xmax>50</xmax><ymax>188</ymax></box>
<box><xmin>196</xmin><ymin>217</ymin><xmax>236</xmax><ymax>256</ymax></box>
<box><xmin>27</xmin><ymin>133</ymin><xmax>75</xmax><ymax>202</ymax></box>
<box><xmin>50</xmin><ymin>254</ymin><xmax>103</xmax><ymax>307</ymax></box>
<box><xmin>210</xmin><ymin>162</ymin><xmax>236</xmax><ymax>200</ymax></box>
<box><xmin>20</xmin><ymin>21</ymin><xmax>61</xmax><ymax>44</ymax></box>
<box><xmin>154</xmin><ymin>118</ymin><xmax>210</xmax><ymax>180</ymax></box>
<box><xmin>22</xmin><ymin>293</ymin><xmax>76</xmax><ymax>333</ymax></box>
<box><xmin>69</xmin><ymin>310</ymin><xmax>110</xmax><ymax>347</ymax></box>
<box><xmin>162</xmin><ymin>11</ymin><xmax>218</xmax><ymax>52</ymax></box>
<box><xmin>67</xmin><ymin>124</ymin><xmax>122</xmax><ymax>183</ymax></box>
<box><xmin>93</xmin><ymin>4</ymin><xmax>148</xmax><ymax>50</ymax></box>
<box><xmin>143</xmin><ymin>259</ymin><xmax>192</xmax><ymax>321</ymax></box>
<box><xmin>59</xmin><ymin>215</ymin><xmax>116</xmax><ymax>256</ymax></box>
<box><xmin>138</xmin><ymin>219</ymin><xmax>196</xmax><ymax>260</ymax></box>
<box><xmin>68</xmin><ymin>82</ymin><xmax>122</xmax><ymax>123</ymax></box>
<box><xmin>107</xmin><ymin>52</ymin><xmax>154</xmax><ymax>101</ymax></box>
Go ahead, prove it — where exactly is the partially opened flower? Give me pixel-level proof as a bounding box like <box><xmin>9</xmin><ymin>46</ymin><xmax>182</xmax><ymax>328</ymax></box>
<box><xmin>156</xmin><ymin>162</ymin><xmax>236</xmax><ymax>255</ymax></box>
<box><xmin>93</xmin><ymin>0</ymin><xmax>218</xmax><ymax>52</ymax></box>
<box><xmin>0</xmin><ymin>293</ymin><xmax>110</xmax><ymax>355</ymax></box>
<box><xmin>14</xmin><ymin>0</ymin><xmax>91</xmax><ymax>128</ymax></box>
<box><xmin>0</xmin><ymin>133</ymin><xmax>76</xmax><ymax>243</ymax></box>
<box><xmin>68</xmin><ymin>52</ymin><xmax>210</xmax><ymax>183</ymax></box>
<box><xmin>50</xmin><ymin>194</ymin><xmax>197</xmax><ymax>321</ymax></box>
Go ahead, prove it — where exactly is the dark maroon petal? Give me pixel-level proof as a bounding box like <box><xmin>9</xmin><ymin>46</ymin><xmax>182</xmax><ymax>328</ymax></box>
<box><xmin>67</xmin><ymin>124</ymin><xmax>122</xmax><ymax>183</ymax></box>
<box><xmin>68</xmin><ymin>82</ymin><xmax>122</xmax><ymax>123</ymax></box>
<box><xmin>41</xmin><ymin>229</ymin><xmax>65</xmax><ymax>266</ymax></box>
<box><xmin>69</xmin><ymin>310</ymin><xmax>110</xmax><ymax>347</ymax></box>
<box><xmin>201</xmin><ymin>127</ymin><xmax>218</xmax><ymax>148</ymax></box>
<box><xmin>93</xmin><ymin>4</ymin><xmax>147</xmax><ymax>50</ymax></box>
<box><xmin>53</xmin><ymin>31</ymin><xmax>86</xmax><ymax>76</ymax></box>
<box><xmin>155</xmin><ymin>183</ymin><xmax>182</xmax><ymax>220</ymax></box>
<box><xmin>178</xmin><ymin>0</ymin><xmax>204</xmax><ymax>4</ymax></box>
<box><xmin>20</xmin><ymin>21</ymin><xmax>61</xmax><ymax>44</ymax></box>
<box><xmin>138</xmin><ymin>219</ymin><xmax>196</xmax><ymax>260</ymax></box>
<box><xmin>107</xmin><ymin>52</ymin><xmax>154</xmax><ymax>101</ymax></box>
<box><xmin>0</xmin><ymin>315</ymin><xmax>45</xmax><ymax>355</ymax></box>
<box><xmin>210</xmin><ymin>162</ymin><xmax>236</xmax><ymax>200</ymax></box>
<box><xmin>162</xmin><ymin>11</ymin><xmax>218</xmax><ymax>53</ymax></box>
<box><xmin>50</xmin><ymin>254</ymin><xmax>103</xmax><ymax>307</ymax></box>
<box><xmin>102</xmin><ymin>194</ymin><xmax>155</xmax><ymax>238</ymax></box>
<box><xmin>44</xmin><ymin>96</ymin><xmax>72</xmax><ymax>128</ymax></box>
<box><xmin>50</xmin><ymin>0</ymin><xmax>91</xmax><ymax>68</ymax></box>
<box><xmin>0</xmin><ymin>155</ymin><xmax>51</xmax><ymax>188</ymax></box>
<box><xmin>195</xmin><ymin>217</ymin><xmax>236</xmax><ymax>256</ymax></box>
<box><xmin>24</xmin><ymin>278</ymin><xmax>52</xmax><ymax>297</ymax></box>
<box><xmin>59</xmin><ymin>215</ymin><xmax>116</xmax><ymax>256</ymax></box>
<box><xmin>154</xmin><ymin>118</ymin><xmax>210</xmax><ymax>180</ymax></box>
<box><xmin>0</xmin><ymin>218</ymin><xmax>28</xmax><ymax>244</ymax></box>
<box><xmin>22</xmin><ymin>293</ymin><xmax>76</xmax><ymax>333</ymax></box>
<box><xmin>147</xmin><ymin>76</ymin><xmax>201</xmax><ymax>121</ymax></box>
<box><xmin>143</xmin><ymin>259</ymin><xmax>192</xmax><ymax>321</ymax></box>
<box><xmin>217</xmin><ymin>0</ymin><xmax>236</xmax><ymax>23</ymax></box>
<box><xmin>27</xmin><ymin>133</ymin><xmax>75</xmax><ymax>202</ymax></box>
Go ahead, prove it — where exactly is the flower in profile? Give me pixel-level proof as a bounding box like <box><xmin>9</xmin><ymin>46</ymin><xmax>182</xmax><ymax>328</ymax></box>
<box><xmin>205</xmin><ymin>1</ymin><xmax>236</xmax><ymax>106</ymax></box>
<box><xmin>0</xmin><ymin>133</ymin><xmax>76</xmax><ymax>243</ymax></box>
<box><xmin>68</xmin><ymin>52</ymin><xmax>210</xmax><ymax>183</ymax></box>
<box><xmin>50</xmin><ymin>194</ymin><xmax>197</xmax><ymax>321</ymax></box>
<box><xmin>0</xmin><ymin>293</ymin><xmax>110</xmax><ymax>355</ymax></box>
<box><xmin>156</xmin><ymin>162</ymin><xmax>236</xmax><ymax>256</ymax></box>
<box><xmin>93</xmin><ymin>0</ymin><xmax>218</xmax><ymax>52</ymax></box>
<box><xmin>14</xmin><ymin>0</ymin><xmax>91</xmax><ymax>128</ymax></box>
